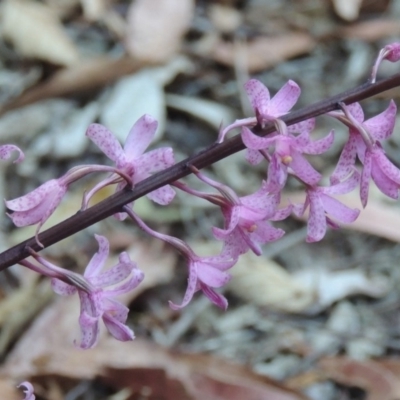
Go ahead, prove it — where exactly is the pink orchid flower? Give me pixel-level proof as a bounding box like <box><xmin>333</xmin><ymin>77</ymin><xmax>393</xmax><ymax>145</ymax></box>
<box><xmin>0</xmin><ymin>144</ymin><xmax>24</xmax><ymax>163</ymax></box>
<box><xmin>86</xmin><ymin>114</ymin><xmax>175</xmax><ymax>207</ymax></box>
<box><xmin>217</xmin><ymin>79</ymin><xmax>301</xmax><ymax>142</ymax></box>
<box><xmin>242</xmin><ymin>121</ymin><xmax>334</xmax><ymax>186</ymax></box>
<box><xmin>18</xmin><ymin>382</ymin><xmax>35</xmax><ymax>400</ymax></box>
<box><xmin>294</xmin><ymin>171</ymin><xmax>360</xmax><ymax>242</ymax></box>
<box><xmin>330</xmin><ymin>101</ymin><xmax>398</xmax><ymax>206</ymax></box>
<box><xmin>126</xmin><ymin>208</ymin><xmax>237</xmax><ymax>310</ymax></box>
<box><xmin>24</xmin><ymin>235</ymin><xmax>144</xmax><ymax>349</ymax></box>
<box><xmin>184</xmin><ymin>169</ymin><xmax>290</xmax><ymax>257</ymax></box>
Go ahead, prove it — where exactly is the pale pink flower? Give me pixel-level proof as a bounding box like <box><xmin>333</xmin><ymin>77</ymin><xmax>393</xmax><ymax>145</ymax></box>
<box><xmin>242</xmin><ymin>122</ymin><xmax>334</xmax><ymax>186</ymax></box>
<box><xmin>0</xmin><ymin>144</ymin><xmax>24</xmax><ymax>163</ymax></box>
<box><xmin>330</xmin><ymin>101</ymin><xmax>398</xmax><ymax>206</ymax></box>
<box><xmin>126</xmin><ymin>208</ymin><xmax>237</xmax><ymax>310</ymax></box>
<box><xmin>86</xmin><ymin>114</ymin><xmax>175</xmax><ymax>206</ymax></box>
<box><xmin>24</xmin><ymin>235</ymin><xmax>144</xmax><ymax>349</ymax></box>
<box><xmin>217</xmin><ymin>79</ymin><xmax>301</xmax><ymax>142</ymax></box>
<box><xmin>294</xmin><ymin>171</ymin><xmax>360</xmax><ymax>242</ymax></box>
<box><xmin>17</xmin><ymin>382</ymin><xmax>35</xmax><ymax>400</ymax></box>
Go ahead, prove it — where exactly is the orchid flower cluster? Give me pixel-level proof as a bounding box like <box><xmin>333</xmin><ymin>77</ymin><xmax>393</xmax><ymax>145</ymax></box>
<box><xmin>4</xmin><ymin>42</ymin><xmax>400</xmax><ymax>398</ymax></box>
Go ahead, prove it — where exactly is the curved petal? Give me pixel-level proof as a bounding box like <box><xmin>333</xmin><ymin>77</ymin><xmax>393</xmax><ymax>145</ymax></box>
<box><xmin>374</xmin><ymin>147</ymin><xmax>400</xmax><ymax>185</ymax></box>
<box><xmin>78</xmin><ymin>310</ymin><xmax>100</xmax><ymax>349</ymax></box>
<box><xmin>269</xmin><ymin>80</ymin><xmax>301</xmax><ymax>116</ymax></box>
<box><xmin>85</xmin><ymin>235</ymin><xmax>109</xmax><ymax>278</ymax></box>
<box><xmin>134</xmin><ymin>147</ymin><xmax>175</xmax><ymax>178</ymax></box>
<box><xmin>323</xmin><ymin>170</ymin><xmax>360</xmax><ymax>196</ymax></box>
<box><xmin>17</xmin><ymin>382</ymin><xmax>35</xmax><ymax>400</ymax></box>
<box><xmin>85</xmin><ymin>124</ymin><xmax>125</xmax><ymax>165</ymax></box>
<box><xmin>250</xmin><ymin>221</ymin><xmax>285</xmax><ymax>244</ymax></box>
<box><xmin>213</xmin><ymin>206</ymin><xmax>241</xmax><ymax>239</ymax></box>
<box><xmin>197</xmin><ymin>263</ymin><xmax>231</xmax><ymax>288</ymax></box>
<box><xmin>0</xmin><ymin>144</ymin><xmax>24</xmax><ymax>163</ymax></box>
<box><xmin>372</xmin><ymin>160</ymin><xmax>400</xmax><ymax>199</ymax></box>
<box><xmin>102</xmin><ymin>313</ymin><xmax>134</xmax><ymax>341</ymax></box>
<box><xmin>241</xmin><ymin>126</ymin><xmax>276</xmax><ymax>150</ymax></box>
<box><xmin>330</xmin><ymin>134</ymin><xmax>358</xmax><ymax>184</ymax></box>
<box><xmin>221</xmin><ymin>229</ymin><xmax>250</xmax><ymax>258</ymax></box>
<box><xmin>320</xmin><ymin>193</ymin><xmax>360</xmax><ymax>223</ymax></box>
<box><xmin>360</xmin><ymin>150</ymin><xmax>372</xmax><ymax>207</ymax></box>
<box><xmin>294</xmin><ymin>130</ymin><xmax>334</xmax><ymax>155</ymax></box>
<box><xmin>124</xmin><ymin>114</ymin><xmax>158</xmax><ymax>160</ymax></box>
<box><xmin>147</xmin><ymin>185</ymin><xmax>176</xmax><ymax>205</ymax></box>
<box><xmin>289</xmin><ymin>151</ymin><xmax>321</xmax><ymax>186</ymax></box>
<box><xmin>347</xmin><ymin>102</ymin><xmax>364</xmax><ymax>123</ymax></box>
<box><xmin>287</xmin><ymin>118</ymin><xmax>315</xmax><ymax>135</ymax></box>
<box><xmin>244</xmin><ymin>79</ymin><xmax>271</xmax><ymax>114</ymax></box>
<box><xmin>102</xmin><ymin>298</ymin><xmax>129</xmax><ymax>323</ymax></box>
<box><xmin>92</xmin><ymin>261</ymin><xmax>133</xmax><ymax>288</ymax></box>
<box><xmin>306</xmin><ymin>191</ymin><xmax>326</xmax><ymax>242</ymax></box>
<box><xmin>169</xmin><ymin>261</ymin><xmax>198</xmax><ymax>310</ymax></box>
<box><xmin>5</xmin><ymin>179</ymin><xmax>62</xmax><ymax>212</ymax></box>
<box><xmin>200</xmin><ymin>283</ymin><xmax>228</xmax><ymax>310</ymax></box>
<box><xmin>364</xmin><ymin>100</ymin><xmax>397</xmax><ymax>141</ymax></box>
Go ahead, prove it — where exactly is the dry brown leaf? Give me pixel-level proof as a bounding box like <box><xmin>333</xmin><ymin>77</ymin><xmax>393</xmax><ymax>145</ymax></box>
<box><xmin>0</xmin><ymin>0</ymin><xmax>79</xmax><ymax>66</ymax></box>
<box><xmin>339</xmin><ymin>19</ymin><xmax>400</xmax><ymax>41</ymax></box>
<box><xmin>211</xmin><ymin>33</ymin><xmax>315</xmax><ymax>73</ymax></box>
<box><xmin>125</xmin><ymin>0</ymin><xmax>195</xmax><ymax>63</ymax></box>
<box><xmin>319</xmin><ymin>356</ymin><xmax>400</xmax><ymax>400</ymax></box>
<box><xmin>284</xmin><ymin>190</ymin><xmax>400</xmax><ymax>243</ymax></box>
<box><xmin>0</xmin><ymin>56</ymin><xmax>145</xmax><ymax>115</ymax></box>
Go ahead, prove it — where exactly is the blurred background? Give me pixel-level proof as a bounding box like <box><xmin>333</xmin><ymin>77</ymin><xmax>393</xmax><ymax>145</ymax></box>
<box><xmin>0</xmin><ymin>0</ymin><xmax>400</xmax><ymax>399</ymax></box>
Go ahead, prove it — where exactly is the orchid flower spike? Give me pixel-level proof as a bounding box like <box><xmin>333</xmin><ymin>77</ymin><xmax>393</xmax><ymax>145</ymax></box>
<box><xmin>17</xmin><ymin>382</ymin><xmax>35</xmax><ymax>400</ymax></box>
<box><xmin>217</xmin><ymin>79</ymin><xmax>301</xmax><ymax>142</ymax></box>
<box><xmin>86</xmin><ymin>114</ymin><xmax>176</xmax><ymax>216</ymax></box>
<box><xmin>23</xmin><ymin>235</ymin><xmax>144</xmax><ymax>349</ymax></box>
<box><xmin>371</xmin><ymin>42</ymin><xmax>400</xmax><ymax>83</ymax></box>
<box><xmin>293</xmin><ymin>171</ymin><xmax>360</xmax><ymax>242</ymax></box>
<box><xmin>0</xmin><ymin>144</ymin><xmax>24</xmax><ymax>163</ymax></box>
<box><xmin>126</xmin><ymin>207</ymin><xmax>237</xmax><ymax>310</ymax></box>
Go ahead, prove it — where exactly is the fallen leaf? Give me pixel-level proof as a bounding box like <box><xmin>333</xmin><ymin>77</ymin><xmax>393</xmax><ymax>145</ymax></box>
<box><xmin>319</xmin><ymin>357</ymin><xmax>400</xmax><ymax>400</ymax></box>
<box><xmin>339</xmin><ymin>19</ymin><xmax>400</xmax><ymax>41</ymax></box>
<box><xmin>0</xmin><ymin>0</ymin><xmax>79</xmax><ymax>66</ymax></box>
<box><xmin>210</xmin><ymin>33</ymin><xmax>315</xmax><ymax>73</ymax></box>
<box><xmin>125</xmin><ymin>0</ymin><xmax>195</xmax><ymax>63</ymax></box>
<box><xmin>0</xmin><ymin>56</ymin><xmax>145</xmax><ymax>115</ymax></box>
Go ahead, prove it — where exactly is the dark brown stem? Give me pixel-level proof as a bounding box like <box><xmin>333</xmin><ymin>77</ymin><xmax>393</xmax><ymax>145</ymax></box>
<box><xmin>1</xmin><ymin>73</ymin><xmax>400</xmax><ymax>270</ymax></box>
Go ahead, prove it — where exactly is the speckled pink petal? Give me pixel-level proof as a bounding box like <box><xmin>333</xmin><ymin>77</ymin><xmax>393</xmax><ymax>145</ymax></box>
<box><xmin>124</xmin><ymin>114</ymin><xmax>158</xmax><ymax>160</ymax></box>
<box><xmin>241</xmin><ymin>126</ymin><xmax>276</xmax><ymax>150</ymax></box>
<box><xmin>134</xmin><ymin>147</ymin><xmax>175</xmax><ymax>177</ymax></box>
<box><xmin>346</xmin><ymin>102</ymin><xmax>364</xmax><ymax>123</ymax></box>
<box><xmin>240</xmin><ymin>181</ymin><xmax>278</xmax><ymax>215</ymax></box>
<box><xmin>374</xmin><ymin>147</ymin><xmax>400</xmax><ymax>185</ymax></box>
<box><xmin>306</xmin><ymin>191</ymin><xmax>327</xmax><ymax>242</ymax></box>
<box><xmin>360</xmin><ymin>150</ymin><xmax>372</xmax><ymax>207</ymax></box>
<box><xmin>103</xmin><ymin>313</ymin><xmax>134</xmax><ymax>341</ymax></box>
<box><xmin>294</xmin><ymin>129</ymin><xmax>334</xmax><ymax>155</ymax></box>
<box><xmin>103</xmin><ymin>298</ymin><xmax>129</xmax><ymax>323</ymax></box>
<box><xmin>320</xmin><ymin>193</ymin><xmax>360</xmax><ymax>223</ymax></box>
<box><xmin>78</xmin><ymin>310</ymin><xmax>100</xmax><ymax>349</ymax></box>
<box><xmin>197</xmin><ymin>263</ymin><xmax>231</xmax><ymax>288</ymax></box>
<box><xmin>324</xmin><ymin>171</ymin><xmax>360</xmax><ymax>196</ymax></box>
<box><xmin>269</xmin><ymin>80</ymin><xmax>301</xmax><ymax>116</ymax></box>
<box><xmin>200</xmin><ymin>283</ymin><xmax>228</xmax><ymax>310</ymax></box>
<box><xmin>371</xmin><ymin>162</ymin><xmax>399</xmax><ymax>199</ymax></box>
<box><xmin>330</xmin><ymin>134</ymin><xmax>358</xmax><ymax>184</ymax></box>
<box><xmin>169</xmin><ymin>261</ymin><xmax>198</xmax><ymax>310</ymax></box>
<box><xmin>147</xmin><ymin>185</ymin><xmax>176</xmax><ymax>205</ymax></box>
<box><xmin>51</xmin><ymin>278</ymin><xmax>77</xmax><ymax>296</ymax></box>
<box><xmin>271</xmin><ymin>204</ymin><xmax>292</xmax><ymax>221</ymax></box>
<box><xmin>86</xmin><ymin>123</ymin><xmax>125</xmax><ymax>165</ymax></box>
<box><xmin>250</xmin><ymin>221</ymin><xmax>285</xmax><ymax>244</ymax></box>
<box><xmin>364</xmin><ymin>100</ymin><xmax>397</xmax><ymax>141</ymax></box>
<box><xmin>84</xmin><ymin>235</ymin><xmax>109</xmax><ymax>278</ymax></box>
<box><xmin>213</xmin><ymin>206</ymin><xmax>240</xmax><ymax>239</ymax></box>
<box><xmin>244</xmin><ymin>79</ymin><xmax>271</xmax><ymax>114</ymax></box>
<box><xmin>289</xmin><ymin>151</ymin><xmax>321</xmax><ymax>185</ymax></box>
<box><xmin>245</xmin><ymin>148</ymin><xmax>264</xmax><ymax>165</ymax></box>
<box><xmin>0</xmin><ymin>144</ymin><xmax>24</xmax><ymax>163</ymax></box>
<box><xmin>91</xmin><ymin>261</ymin><xmax>133</xmax><ymax>288</ymax></box>
<box><xmin>287</xmin><ymin>118</ymin><xmax>315</xmax><ymax>134</ymax></box>
<box><xmin>105</xmin><ymin>267</ymin><xmax>144</xmax><ymax>297</ymax></box>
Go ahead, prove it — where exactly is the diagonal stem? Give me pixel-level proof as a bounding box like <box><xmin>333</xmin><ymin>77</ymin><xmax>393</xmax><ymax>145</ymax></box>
<box><xmin>1</xmin><ymin>73</ymin><xmax>400</xmax><ymax>270</ymax></box>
